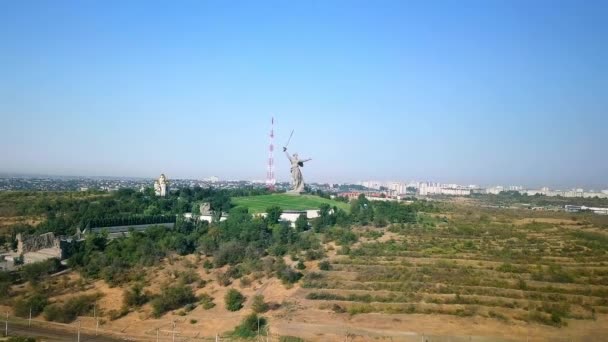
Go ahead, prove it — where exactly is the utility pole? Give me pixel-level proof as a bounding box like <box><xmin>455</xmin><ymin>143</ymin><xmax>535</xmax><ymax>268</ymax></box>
<box><xmin>96</xmin><ymin>317</ymin><xmax>99</xmax><ymax>336</ymax></box>
<box><xmin>172</xmin><ymin>320</ymin><xmax>176</xmax><ymax>342</ymax></box>
<box><xmin>5</xmin><ymin>312</ymin><xmax>8</xmax><ymax>337</ymax></box>
<box><xmin>156</xmin><ymin>328</ymin><xmax>159</xmax><ymax>342</ymax></box>
<box><xmin>29</xmin><ymin>306</ymin><xmax>32</xmax><ymax>327</ymax></box>
<box><xmin>215</xmin><ymin>333</ymin><xmax>219</xmax><ymax>342</ymax></box>
<box><xmin>77</xmin><ymin>320</ymin><xmax>81</xmax><ymax>342</ymax></box>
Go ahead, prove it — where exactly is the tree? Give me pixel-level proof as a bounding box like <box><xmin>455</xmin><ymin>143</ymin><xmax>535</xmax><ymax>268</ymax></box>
<box><xmin>224</xmin><ymin>289</ymin><xmax>246</xmax><ymax>311</ymax></box>
<box><xmin>295</xmin><ymin>214</ymin><xmax>308</xmax><ymax>232</ymax></box>
<box><xmin>265</xmin><ymin>206</ymin><xmax>283</xmax><ymax>224</ymax></box>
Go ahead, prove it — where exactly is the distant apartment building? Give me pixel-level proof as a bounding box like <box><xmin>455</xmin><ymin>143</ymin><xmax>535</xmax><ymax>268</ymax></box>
<box><xmin>418</xmin><ymin>182</ymin><xmax>471</xmax><ymax>196</ymax></box>
<box><xmin>524</xmin><ymin>187</ymin><xmax>608</xmax><ymax>198</ymax></box>
<box><xmin>387</xmin><ymin>182</ymin><xmax>408</xmax><ymax>195</ymax></box>
<box><xmin>358</xmin><ymin>180</ymin><xmax>384</xmax><ymax>190</ymax></box>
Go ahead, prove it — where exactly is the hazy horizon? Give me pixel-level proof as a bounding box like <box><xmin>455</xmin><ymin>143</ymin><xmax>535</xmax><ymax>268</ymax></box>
<box><xmin>1</xmin><ymin>1</ymin><xmax>606</xmax><ymax>188</ymax></box>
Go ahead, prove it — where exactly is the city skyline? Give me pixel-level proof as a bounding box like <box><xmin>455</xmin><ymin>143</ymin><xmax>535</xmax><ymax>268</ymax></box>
<box><xmin>1</xmin><ymin>1</ymin><xmax>607</xmax><ymax>187</ymax></box>
<box><xmin>1</xmin><ymin>171</ymin><xmax>606</xmax><ymax>192</ymax></box>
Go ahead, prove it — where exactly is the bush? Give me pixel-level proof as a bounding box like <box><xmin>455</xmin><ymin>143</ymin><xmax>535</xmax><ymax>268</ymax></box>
<box><xmin>214</xmin><ymin>242</ymin><xmax>246</xmax><ymax>267</ymax></box>
<box><xmin>295</xmin><ymin>261</ymin><xmax>306</xmax><ymax>270</ymax></box>
<box><xmin>14</xmin><ymin>293</ymin><xmax>48</xmax><ymax>318</ymax></box>
<box><xmin>179</xmin><ymin>269</ymin><xmax>201</xmax><ymax>285</ymax></box>
<box><xmin>8</xmin><ymin>337</ymin><xmax>36</xmax><ymax>342</ymax></box>
<box><xmin>151</xmin><ymin>284</ymin><xmax>196</xmax><ymax>318</ymax></box>
<box><xmin>252</xmin><ymin>294</ymin><xmax>268</xmax><ymax>313</ymax></box>
<box><xmin>43</xmin><ymin>294</ymin><xmax>99</xmax><ymax>323</ymax></box>
<box><xmin>199</xmin><ymin>293</ymin><xmax>215</xmax><ymax>310</ymax></box>
<box><xmin>280</xmin><ymin>337</ymin><xmax>305</xmax><ymax>342</ymax></box>
<box><xmin>22</xmin><ymin>258</ymin><xmax>61</xmax><ymax>283</ymax></box>
<box><xmin>123</xmin><ymin>283</ymin><xmax>148</xmax><ymax>307</ymax></box>
<box><xmin>224</xmin><ymin>289</ymin><xmax>246</xmax><ymax>311</ymax></box>
<box><xmin>231</xmin><ymin>313</ymin><xmax>267</xmax><ymax>338</ymax></box>
<box><xmin>318</xmin><ymin>260</ymin><xmax>332</xmax><ymax>271</ymax></box>
<box><xmin>239</xmin><ymin>277</ymin><xmax>252</xmax><ymax>287</ymax></box>
<box><xmin>216</xmin><ymin>272</ymin><xmax>232</xmax><ymax>286</ymax></box>
<box><xmin>277</xmin><ymin>266</ymin><xmax>302</xmax><ymax>284</ymax></box>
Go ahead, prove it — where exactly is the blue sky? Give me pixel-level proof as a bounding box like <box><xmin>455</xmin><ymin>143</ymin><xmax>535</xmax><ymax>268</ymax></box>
<box><xmin>1</xmin><ymin>0</ymin><xmax>606</xmax><ymax>188</ymax></box>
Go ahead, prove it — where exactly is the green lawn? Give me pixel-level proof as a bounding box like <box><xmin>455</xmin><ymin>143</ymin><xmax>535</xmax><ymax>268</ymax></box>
<box><xmin>232</xmin><ymin>194</ymin><xmax>350</xmax><ymax>213</ymax></box>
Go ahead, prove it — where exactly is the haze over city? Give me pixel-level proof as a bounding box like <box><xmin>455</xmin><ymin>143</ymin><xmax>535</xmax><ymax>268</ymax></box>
<box><xmin>1</xmin><ymin>1</ymin><xmax>607</xmax><ymax>188</ymax></box>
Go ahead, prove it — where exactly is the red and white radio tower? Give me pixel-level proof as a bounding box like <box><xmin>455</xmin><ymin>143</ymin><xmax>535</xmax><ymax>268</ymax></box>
<box><xmin>266</xmin><ymin>117</ymin><xmax>276</xmax><ymax>191</ymax></box>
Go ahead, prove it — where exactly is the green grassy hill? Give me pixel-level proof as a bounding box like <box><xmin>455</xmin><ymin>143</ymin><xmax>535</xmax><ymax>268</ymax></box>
<box><xmin>232</xmin><ymin>194</ymin><xmax>350</xmax><ymax>213</ymax></box>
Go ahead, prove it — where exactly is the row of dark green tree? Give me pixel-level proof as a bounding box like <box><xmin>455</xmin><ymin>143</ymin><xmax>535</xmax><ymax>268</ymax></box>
<box><xmin>5</xmin><ymin>186</ymin><xmax>269</xmax><ymax>237</ymax></box>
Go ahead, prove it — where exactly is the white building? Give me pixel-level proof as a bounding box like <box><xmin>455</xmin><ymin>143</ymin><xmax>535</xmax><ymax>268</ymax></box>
<box><xmin>358</xmin><ymin>181</ymin><xmax>384</xmax><ymax>190</ymax></box>
<box><xmin>387</xmin><ymin>182</ymin><xmax>408</xmax><ymax>195</ymax></box>
<box><xmin>418</xmin><ymin>182</ymin><xmax>471</xmax><ymax>196</ymax></box>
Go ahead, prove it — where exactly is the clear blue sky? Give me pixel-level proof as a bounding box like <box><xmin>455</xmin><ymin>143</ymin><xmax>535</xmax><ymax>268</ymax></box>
<box><xmin>1</xmin><ymin>1</ymin><xmax>606</xmax><ymax>188</ymax></box>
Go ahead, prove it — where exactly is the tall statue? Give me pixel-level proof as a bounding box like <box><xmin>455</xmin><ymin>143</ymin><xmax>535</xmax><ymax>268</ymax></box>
<box><xmin>154</xmin><ymin>173</ymin><xmax>169</xmax><ymax>197</ymax></box>
<box><xmin>283</xmin><ymin>147</ymin><xmax>311</xmax><ymax>193</ymax></box>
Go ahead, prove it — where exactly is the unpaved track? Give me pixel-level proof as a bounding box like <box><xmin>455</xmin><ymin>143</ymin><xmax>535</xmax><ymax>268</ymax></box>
<box><xmin>7</xmin><ymin>321</ymin><xmax>125</xmax><ymax>342</ymax></box>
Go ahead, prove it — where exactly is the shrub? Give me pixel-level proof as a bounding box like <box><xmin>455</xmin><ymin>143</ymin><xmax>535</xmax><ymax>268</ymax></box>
<box><xmin>179</xmin><ymin>269</ymin><xmax>201</xmax><ymax>285</ymax></box>
<box><xmin>231</xmin><ymin>313</ymin><xmax>267</xmax><ymax>338</ymax></box>
<box><xmin>239</xmin><ymin>277</ymin><xmax>252</xmax><ymax>287</ymax></box>
<box><xmin>150</xmin><ymin>284</ymin><xmax>196</xmax><ymax>318</ymax></box>
<box><xmin>43</xmin><ymin>294</ymin><xmax>99</xmax><ymax>323</ymax></box>
<box><xmin>216</xmin><ymin>272</ymin><xmax>232</xmax><ymax>286</ymax></box>
<box><xmin>295</xmin><ymin>261</ymin><xmax>306</xmax><ymax>270</ymax></box>
<box><xmin>252</xmin><ymin>294</ymin><xmax>268</xmax><ymax>313</ymax></box>
<box><xmin>123</xmin><ymin>283</ymin><xmax>148</xmax><ymax>307</ymax></box>
<box><xmin>8</xmin><ymin>337</ymin><xmax>36</xmax><ymax>342</ymax></box>
<box><xmin>199</xmin><ymin>293</ymin><xmax>215</xmax><ymax>310</ymax></box>
<box><xmin>280</xmin><ymin>337</ymin><xmax>305</xmax><ymax>342</ymax></box>
<box><xmin>277</xmin><ymin>266</ymin><xmax>302</xmax><ymax>284</ymax></box>
<box><xmin>331</xmin><ymin>304</ymin><xmax>346</xmax><ymax>313</ymax></box>
<box><xmin>14</xmin><ymin>293</ymin><xmax>48</xmax><ymax>318</ymax></box>
<box><xmin>22</xmin><ymin>258</ymin><xmax>61</xmax><ymax>283</ymax></box>
<box><xmin>214</xmin><ymin>242</ymin><xmax>246</xmax><ymax>267</ymax></box>
<box><xmin>318</xmin><ymin>260</ymin><xmax>332</xmax><ymax>271</ymax></box>
<box><xmin>347</xmin><ymin>304</ymin><xmax>374</xmax><ymax>315</ymax></box>
<box><xmin>224</xmin><ymin>289</ymin><xmax>246</xmax><ymax>311</ymax></box>
<box><xmin>108</xmin><ymin>307</ymin><xmax>129</xmax><ymax>321</ymax></box>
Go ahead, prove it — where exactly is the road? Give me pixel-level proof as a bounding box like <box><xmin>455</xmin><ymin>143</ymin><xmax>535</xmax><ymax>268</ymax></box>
<box><xmin>6</xmin><ymin>321</ymin><xmax>128</xmax><ymax>342</ymax></box>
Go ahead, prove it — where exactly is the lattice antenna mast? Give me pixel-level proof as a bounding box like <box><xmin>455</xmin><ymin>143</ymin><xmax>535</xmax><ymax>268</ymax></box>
<box><xmin>266</xmin><ymin>117</ymin><xmax>276</xmax><ymax>191</ymax></box>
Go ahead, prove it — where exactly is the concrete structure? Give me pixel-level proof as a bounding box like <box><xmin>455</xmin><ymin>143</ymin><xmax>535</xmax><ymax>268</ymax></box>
<box><xmin>255</xmin><ymin>209</ymin><xmax>320</xmax><ymax>227</ymax></box>
<box><xmin>154</xmin><ymin>173</ymin><xmax>169</xmax><ymax>197</ymax></box>
<box><xmin>88</xmin><ymin>222</ymin><xmax>175</xmax><ymax>239</ymax></box>
<box><xmin>565</xmin><ymin>205</ymin><xmax>608</xmax><ymax>215</ymax></box>
<box><xmin>0</xmin><ymin>232</ymin><xmax>65</xmax><ymax>269</ymax></box>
